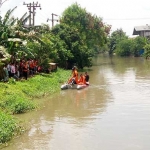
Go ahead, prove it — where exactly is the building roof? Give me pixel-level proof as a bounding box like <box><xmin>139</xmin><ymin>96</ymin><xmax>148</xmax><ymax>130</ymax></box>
<box><xmin>133</xmin><ymin>25</ymin><xmax>150</xmax><ymax>35</ymax></box>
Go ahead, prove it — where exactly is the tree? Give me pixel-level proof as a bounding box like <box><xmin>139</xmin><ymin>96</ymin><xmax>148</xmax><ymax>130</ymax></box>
<box><xmin>51</xmin><ymin>23</ymin><xmax>92</xmax><ymax>69</ymax></box>
<box><xmin>61</xmin><ymin>3</ymin><xmax>111</xmax><ymax>53</ymax></box>
<box><xmin>143</xmin><ymin>44</ymin><xmax>150</xmax><ymax>59</ymax></box>
<box><xmin>0</xmin><ymin>7</ymin><xmax>32</xmax><ymax>58</ymax></box>
<box><xmin>54</xmin><ymin>3</ymin><xmax>110</xmax><ymax>68</ymax></box>
<box><xmin>108</xmin><ymin>28</ymin><xmax>128</xmax><ymax>55</ymax></box>
<box><xmin>131</xmin><ymin>36</ymin><xmax>147</xmax><ymax>57</ymax></box>
<box><xmin>115</xmin><ymin>39</ymin><xmax>132</xmax><ymax>56</ymax></box>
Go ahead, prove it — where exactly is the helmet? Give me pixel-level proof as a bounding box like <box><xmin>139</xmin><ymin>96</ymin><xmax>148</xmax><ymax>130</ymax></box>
<box><xmin>72</xmin><ymin>66</ymin><xmax>78</xmax><ymax>70</ymax></box>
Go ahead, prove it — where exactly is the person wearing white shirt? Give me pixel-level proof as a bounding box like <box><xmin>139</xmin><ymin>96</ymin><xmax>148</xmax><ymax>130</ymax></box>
<box><xmin>11</xmin><ymin>63</ymin><xmax>15</xmax><ymax>77</ymax></box>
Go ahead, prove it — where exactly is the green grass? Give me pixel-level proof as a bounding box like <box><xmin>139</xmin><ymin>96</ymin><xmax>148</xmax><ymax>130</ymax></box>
<box><xmin>0</xmin><ymin>111</ymin><xmax>24</xmax><ymax>144</ymax></box>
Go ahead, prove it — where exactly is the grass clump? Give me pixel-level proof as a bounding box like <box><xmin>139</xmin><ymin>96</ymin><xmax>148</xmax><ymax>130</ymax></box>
<box><xmin>0</xmin><ymin>111</ymin><xmax>24</xmax><ymax>144</ymax></box>
<box><xmin>0</xmin><ymin>94</ymin><xmax>35</xmax><ymax>114</ymax></box>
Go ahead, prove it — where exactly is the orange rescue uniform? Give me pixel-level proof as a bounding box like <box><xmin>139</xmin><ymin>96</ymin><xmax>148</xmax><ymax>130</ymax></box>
<box><xmin>78</xmin><ymin>74</ymin><xmax>86</xmax><ymax>85</ymax></box>
<box><xmin>68</xmin><ymin>69</ymin><xmax>78</xmax><ymax>84</ymax></box>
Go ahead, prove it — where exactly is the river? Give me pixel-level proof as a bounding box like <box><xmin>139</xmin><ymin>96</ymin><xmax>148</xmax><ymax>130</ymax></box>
<box><xmin>2</xmin><ymin>55</ymin><xmax>150</xmax><ymax>150</ymax></box>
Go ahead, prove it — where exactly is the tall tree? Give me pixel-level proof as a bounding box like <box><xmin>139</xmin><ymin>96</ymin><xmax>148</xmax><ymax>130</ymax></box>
<box><xmin>131</xmin><ymin>36</ymin><xmax>147</xmax><ymax>57</ymax></box>
<box><xmin>61</xmin><ymin>3</ymin><xmax>111</xmax><ymax>53</ymax></box>
<box><xmin>108</xmin><ymin>28</ymin><xmax>128</xmax><ymax>55</ymax></box>
<box><xmin>51</xmin><ymin>23</ymin><xmax>91</xmax><ymax>69</ymax></box>
<box><xmin>54</xmin><ymin>3</ymin><xmax>111</xmax><ymax>68</ymax></box>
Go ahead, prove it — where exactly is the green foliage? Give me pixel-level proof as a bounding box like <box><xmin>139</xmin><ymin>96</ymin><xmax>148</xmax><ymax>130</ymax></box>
<box><xmin>0</xmin><ymin>112</ymin><xmax>23</xmax><ymax>144</ymax></box>
<box><xmin>108</xmin><ymin>29</ymin><xmax>128</xmax><ymax>55</ymax></box>
<box><xmin>26</xmin><ymin>32</ymin><xmax>69</xmax><ymax>68</ymax></box>
<box><xmin>57</xmin><ymin>3</ymin><xmax>110</xmax><ymax>68</ymax></box>
<box><xmin>131</xmin><ymin>36</ymin><xmax>147</xmax><ymax>57</ymax></box>
<box><xmin>50</xmin><ymin>35</ymin><xmax>72</xmax><ymax>68</ymax></box>
<box><xmin>143</xmin><ymin>44</ymin><xmax>150</xmax><ymax>58</ymax></box>
<box><xmin>39</xmin><ymin>33</ymin><xmax>64</xmax><ymax>63</ymax></box>
<box><xmin>2</xmin><ymin>7</ymin><xmax>17</xmax><ymax>26</ymax></box>
<box><xmin>0</xmin><ymin>4</ymin><xmax>110</xmax><ymax>70</ymax></box>
<box><xmin>0</xmin><ymin>46</ymin><xmax>10</xmax><ymax>60</ymax></box>
<box><xmin>100</xmin><ymin>44</ymin><xmax>109</xmax><ymax>53</ymax></box>
<box><xmin>0</xmin><ymin>6</ymin><xmax>32</xmax><ymax>64</ymax></box>
<box><xmin>41</xmin><ymin>58</ymin><xmax>51</xmax><ymax>71</ymax></box>
<box><xmin>25</xmin><ymin>41</ymin><xmax>41</xmax><ymax>59</ymax></box>
<box><xmin>0</xmin><ymin>79</ymin><xmax>36</xmax><ymax>114</ymax></box>
<box><xmin>0</xmin><ymin>94</ymin><xmax>35</xmax><ymax>114</ymax></box>
<box><xmin>22</xmin><ymin>68</ymin><xmax>70</xmax><ymax>98</ymax></box>
<box><xmin>1</xmin><ymin>32</ymin><xmax>8</xmax><ymax>39</ymax></box>
<box><xmin>108</xmin><ymin>30</ymin><xmax>149</xmax><ymax>57</ymax></box>
<box><xmin>0</xmin><ymin>7</ymin><xmax>18</xmax><ymax>48</ymax></box>
<box><xmin>115</xmin><ymin>39</ymin><xmax>132</xmax><ymax>56</ymax></box>
<box><xmin>52</xmin><ymin>23</ymin><xmax>91</xmax><ymax>68</ymax></box>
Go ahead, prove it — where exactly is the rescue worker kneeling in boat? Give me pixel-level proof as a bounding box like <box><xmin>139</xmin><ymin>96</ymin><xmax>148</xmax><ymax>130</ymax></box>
<box><xmin>78</xmin><ymin>73</ymin><xmax>86</xmax><ymax>85</ymax></box>
<box><xmin>68</xmin><ymin>66</ymin><xmax>78</xmax><ymax>85</ymax></box>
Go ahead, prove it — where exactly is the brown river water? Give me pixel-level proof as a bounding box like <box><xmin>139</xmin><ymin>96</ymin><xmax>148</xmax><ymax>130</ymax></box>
<box><xmin>2</xmin><ymin>55</ymin><xmax>150</xmax><ymax>150</ymax></box>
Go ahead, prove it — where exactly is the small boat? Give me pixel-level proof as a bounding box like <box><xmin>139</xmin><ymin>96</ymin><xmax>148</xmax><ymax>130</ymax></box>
<box><xmin>76</xmin><ymin>82</ymin><xmax>89</xmax><ymax>90</ymax></box>
<box><xmin>61</xmin><ymin>82</ymin><xmax>89</xmax><ymax>90</ymax></box>
<box><xmin>61</xmin><ymin>83</ymin><xmax>77</xmax><ymax>90</ymax></box>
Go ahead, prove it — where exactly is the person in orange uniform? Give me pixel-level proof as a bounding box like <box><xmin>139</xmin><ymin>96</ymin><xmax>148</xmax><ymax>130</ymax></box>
<box><xmin>78</xmin><ymin>73</ymin><xmax>86</xmax><ymax>85</ymax></box>
<box><xmin>68</xmin><ymin>66</ymin><xmax>78</xmax><ymax>84</ymax></box>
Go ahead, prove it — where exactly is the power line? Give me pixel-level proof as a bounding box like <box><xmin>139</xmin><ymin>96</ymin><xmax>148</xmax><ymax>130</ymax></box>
<box><xmin>104</xmin><ymin>18</ymin><xmax>150</xmax><ymax>20</ymax></box>
<box><xmin>38</xmin><ymin>11</ymin><xmax>47</xmax><ymax>18</ymax></box>
<box><xmin>36</xmin><ymin>13</ymin><xmax>47</xmax><ymax>24</ymax></box>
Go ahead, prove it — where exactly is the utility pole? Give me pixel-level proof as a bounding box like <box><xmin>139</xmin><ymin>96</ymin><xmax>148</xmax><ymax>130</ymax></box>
<box><xmin>23</xmin><ymin>1</ymin><xmax>41</xmax><ymax>26</ymax></box>
<box><xmin>47</xmin><ymin>13</ymin><xmax>59</xmax><ymax>27</ymax></box>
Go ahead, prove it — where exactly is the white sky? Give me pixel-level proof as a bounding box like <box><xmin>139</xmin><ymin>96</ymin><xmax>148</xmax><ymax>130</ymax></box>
<box><xmin>1</xmin><ymin>0</ymin><xmax>150</xmax><ymax>36</ymax></box>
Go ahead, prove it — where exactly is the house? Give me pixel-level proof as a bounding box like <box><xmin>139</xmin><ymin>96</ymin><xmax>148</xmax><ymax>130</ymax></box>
<box><xmin>133</xmin><ymin>24</ymin><xmax>150</xmax><ymax>37</ymax></box>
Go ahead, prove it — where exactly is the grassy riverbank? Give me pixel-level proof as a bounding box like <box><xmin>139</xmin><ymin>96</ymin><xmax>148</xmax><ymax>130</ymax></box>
<box><xmin>0</xmin><ymin>68</ymin><xmax>70</xmax><ymax>145</ymax></box>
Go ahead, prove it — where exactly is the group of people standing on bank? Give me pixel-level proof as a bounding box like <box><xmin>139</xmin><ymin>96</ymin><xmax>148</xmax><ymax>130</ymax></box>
<box><xmin>68</xmin><ymin>66</ymin><xmax>89</xmax><ymax>85</ymax></box>
<box><xmin>2</xmin><ymin>59</ymin><xmax>41</xmax><ymax>82</ymax></box>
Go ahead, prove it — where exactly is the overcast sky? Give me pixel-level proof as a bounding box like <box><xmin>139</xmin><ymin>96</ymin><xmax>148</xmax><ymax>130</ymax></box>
<box><xmin>1</xmin><ymin>0</ymin><xmax>150</xmax><ymax>36</ymax></box>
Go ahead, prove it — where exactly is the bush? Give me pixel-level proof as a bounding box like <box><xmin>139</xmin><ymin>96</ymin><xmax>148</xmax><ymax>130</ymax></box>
<box><xmin>144</xmin><ymin>44</ymin><xmax>150</xmax><ymax>59</ymax></box>
<box><xmin>115</xmin><ymin>39</ymin><xmax>132</xmax><ymax>56</ymax></box>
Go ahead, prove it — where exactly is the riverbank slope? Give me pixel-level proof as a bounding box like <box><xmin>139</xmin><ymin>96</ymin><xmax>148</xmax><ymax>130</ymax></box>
<box><xmin>0</xmin><ymin>68</ymin><xmax>70</xmax><ymax>147</ymax></box>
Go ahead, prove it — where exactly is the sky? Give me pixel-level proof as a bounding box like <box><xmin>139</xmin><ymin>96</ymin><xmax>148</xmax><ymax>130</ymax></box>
<box><xmin>1</xmin><ymin>0</ymin><xmax>150</xmax><ymax>37</ymax></box>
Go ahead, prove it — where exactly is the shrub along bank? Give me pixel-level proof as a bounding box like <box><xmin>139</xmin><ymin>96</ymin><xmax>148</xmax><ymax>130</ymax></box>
<box><xmin>0</xmin><ymin>68</ymin><xmax>70</xmax><ymax>146</ymax></box>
